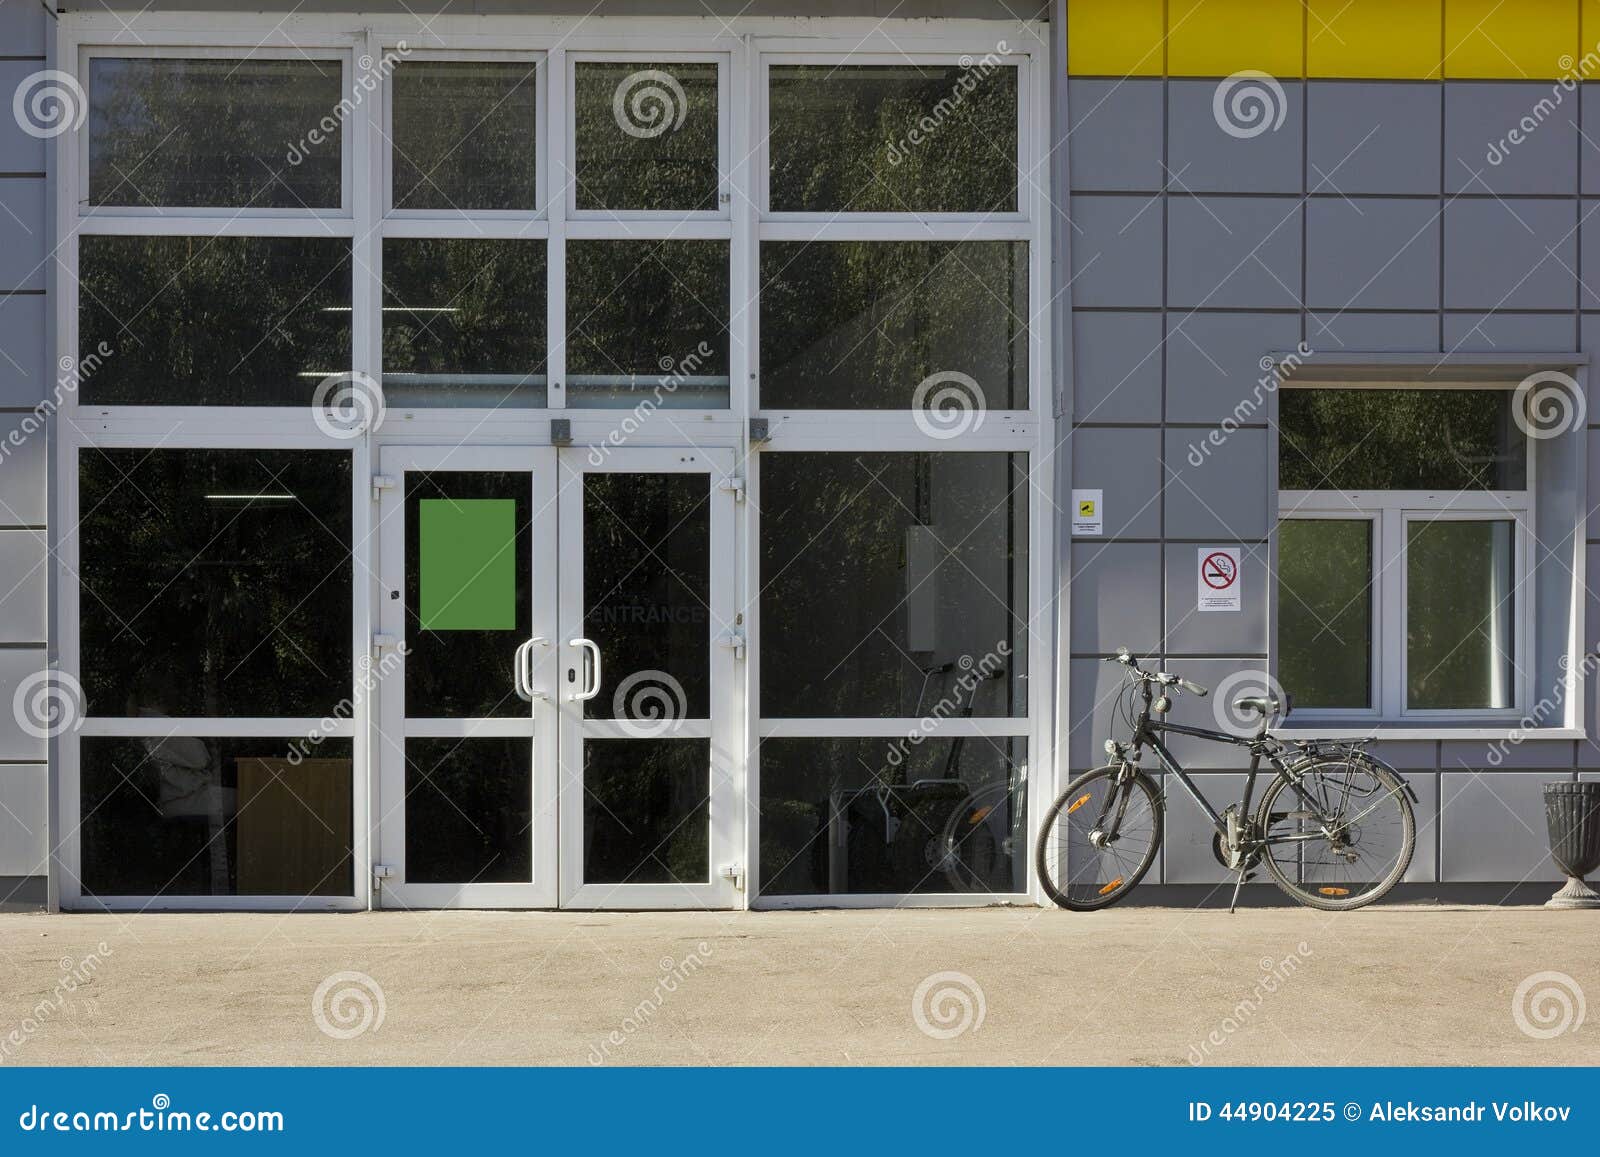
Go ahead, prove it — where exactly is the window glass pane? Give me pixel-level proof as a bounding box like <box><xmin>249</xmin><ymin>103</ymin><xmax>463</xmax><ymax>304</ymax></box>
<box><xmin>88</xmin><ymin>57</ymin><xmax>342</xmax><ymax>208</ymax></box>
<box><xmin>405</xmin><ymin>738</ymin><xmax>531</xmax><ymax>883</ymax></box>
<box><xmin>566</xmin><ymin>239</ymin><xmax>729</xmax><ymax>407</ymax></box>
<box><xmin>759</xmin><ymin>738</ymin><xmax>1026</xmax><ymax>896</ymax></box>
<box><xmin>585</xmin><ymin>739</ymin><xmax>709</xmax><ymax>884</ymax></box>
<box><xmin>80</xmin><ymin>235</ymin><xmax>351</xmax><ymax>406</ymax></box>
<box><xmin>768</xmin><ymin>63</ymin><xmax>1018</xmax><ymax>214</ymax></box>
<box><xmin>81</xmin><ymin>738</ymin><xmax>353</xmax><ymax>897</ymax></box>
<box><xmin>1277</xmin><ymin>520</ymin><xmax>1373</xmax><ymax>709</ymax></box>
<box><xmin>760</xmin><ymin>452</ymin><xmax>1027</xmax><ymax>718</ymax></box>
<box><xmin>391</xmin><ymin>60</ymin><xmax>538</xmax><ymax>211</ymax></box>
<box><xmin>382</xmin><ymin>238</ymin><xmax>547</xmax><ymax>407</ymax></box>
<box><xmin>573</xmin><ymin>61</ymin><xmax>719</xmax><ymax>211</ymax></box>
<box><xmin>761</xmin><ymin>241</ymin><xmax>1027</xmax><ymax>410</ymax></box>
<box><xmin>79</xmin><ymin>450</ymin><xmax>353</xmax><ymax>717</ymax></box>
<box><xmin>1279</xmin><ymin>389</ymin><xmax>1526</xmax><ymax>490</ymax></box>
<box><xmin>1407</xmin><ymin>520</ymin><xmax>1516</xmax><ymax>709</ymax></box>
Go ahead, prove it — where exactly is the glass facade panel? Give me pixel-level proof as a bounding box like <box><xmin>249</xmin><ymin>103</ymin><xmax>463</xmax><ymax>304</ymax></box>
<box><xmin>1277</xmin><ymin>519</ymin><xmax>1374</xmax><ymax>710</ymax></box>
<box><xmin>1407</xmin><ymin>520</ymin><xmax>1516</xmax><ymax>710</ymax></box>
<box><xmin>391</xmin><ymin>60</ymin><xmax>539</xmax><ymax>212</ymax></box>
<box><xmin>573</xmin><ymin>61</ymin><xmax>719</xmax><ymax>211</ymax></box>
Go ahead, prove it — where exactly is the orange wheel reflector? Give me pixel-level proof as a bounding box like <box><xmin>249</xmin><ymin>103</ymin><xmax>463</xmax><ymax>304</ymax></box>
<box><xmin>968</xmin><ymin>806</ymin><xmax>992</xmax><ymax>824</ymax></box>
<box><xmin>1067</xmin><ymin>794</ymin><xmax>1092</xmax><ymax>814</ymax></box>
<box><xmin>1098</xmin><ymin>878</ymin><xmax>1124</xmax><ymax>895</ymax></box>
<box><xmin>1318</xmin><ymin>886</ymin><xmax>1350</xmax><ymax>896</ymax></box>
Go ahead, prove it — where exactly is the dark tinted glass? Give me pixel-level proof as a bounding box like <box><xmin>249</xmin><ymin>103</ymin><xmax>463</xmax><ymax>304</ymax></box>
<box><xmin>759</xmin><ymin>737</ymin><xmax>1026</xmax><ymax>896</ymax></box>
<box><xmin>1279</xmin><ymin>389</ymin><xmax>1527</xmax><ymax>490</ymax></box>
<box><xmin>760</xmin><ymin>452</ymin><xmax>1027</xmax><ymax>717</ymax></box>
<box><xmin>89</xmin><ymin>57</ymin><xmax>343</xmax><ymax>208</ymax></box>
<box><xmin>79</xmin><ymin>235</ymin><xmax>351</xmax><ymax>405</ymax></box>
<box><xmin>566</xmin><ymin>239</ymin><xmax>729</xmax><ymax>407</ymax></box>
<box><xmin>768</xmin><ymin>63</ymin><xmax>1018</xmax><ymax>213</ymax></box>
<box><xmin>404</xmin><ymin>471</ymin><xmax>532</xmax><ymax>718</ymax></box>
<box><xmin>582</xmin><ymin>473</ymin><xmax>710</xmax><ymax>721</ymax></box>
<box><xmin>1277</xmin><ymin>519</ymin><xmax>1373</xmax><ymax>709</ymax></box>
<box><xmin>405</xmin><ymin>738</ymin><xmax>532</xmax><ymax>883</ymax></box>
<box><xmin>573</xmin><ymin>61</ymin><xmax>719</xmax><ymax>211</ymax></box>
<box><xmin>1407</xmin><ymin>519</ymin><xmax>1516</xmax><ymax>710</ymax></box>
<box><xmin>79</xmin><ymin>450</ymin><xmax>352</xmax><ymax>718</ymax></box>
<box><xmin>761</xmin><ymin>241</ymin><xmax>1027</xmax><ymax>409</ymax></box>
<box><xmin>80</xmin><ymin>737</ymin><xmax>353</xmax><ymax>897</ymax></box>
<box><xmin>583</xmin><ymin>739</ymin><xmax>709</xmax><ymax>884</ymax></box>
<box><xmin>391</xmin><ymin>60</ymin><xmax>538</xmax><ymax>211</ymax></box>
<box><xmin>382</xmin><ymin>238</ymin><xmax>548</xmax><ymax>407</ymax></box>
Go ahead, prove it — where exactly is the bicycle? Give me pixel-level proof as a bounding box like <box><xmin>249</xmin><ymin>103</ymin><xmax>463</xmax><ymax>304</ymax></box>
<box><xmin>1035</xmin><ymin>649</ymin><xmax>1416</xmax><ymax>912</ymax></box>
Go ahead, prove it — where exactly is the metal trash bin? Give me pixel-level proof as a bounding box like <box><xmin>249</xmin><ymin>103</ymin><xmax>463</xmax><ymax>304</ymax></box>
<box><xmin>1543</xmin><ymin>781</ymin><xmax>1600</xmax><ymax>909</ymax></box>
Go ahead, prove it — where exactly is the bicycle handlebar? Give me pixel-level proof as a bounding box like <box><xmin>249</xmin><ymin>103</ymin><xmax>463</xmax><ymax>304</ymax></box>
<box><xmin>1104</xmin><ymin>648</ymin><xmax>1209</xmax><ymax>698</ymax></box>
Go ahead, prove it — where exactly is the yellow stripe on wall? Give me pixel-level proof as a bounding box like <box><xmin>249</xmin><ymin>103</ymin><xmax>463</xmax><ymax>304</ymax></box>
<box><xmin>1067</xmin><ymin>0</ymin><xmax>1587</xmax><ymax>79</ymax></box>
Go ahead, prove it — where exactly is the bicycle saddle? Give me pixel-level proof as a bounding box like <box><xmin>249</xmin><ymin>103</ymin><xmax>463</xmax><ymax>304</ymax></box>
<box><xmin>1232</xmin><ymin>695</ymin><xmax>1279</xmax><ymax>717</ymax></box>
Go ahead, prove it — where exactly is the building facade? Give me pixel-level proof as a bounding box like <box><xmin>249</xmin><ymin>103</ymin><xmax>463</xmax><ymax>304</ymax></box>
<box><xmin>0</xmin><ymin>0</ymin><xmax>1587</xmax><ymax>911</ymax></box>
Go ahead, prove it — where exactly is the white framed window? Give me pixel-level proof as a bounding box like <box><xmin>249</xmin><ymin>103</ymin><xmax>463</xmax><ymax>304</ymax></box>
<box><xmin>1276</xmin><ymin>385</ymin><xmax>1532</xmax><ymax>721</ymax></box>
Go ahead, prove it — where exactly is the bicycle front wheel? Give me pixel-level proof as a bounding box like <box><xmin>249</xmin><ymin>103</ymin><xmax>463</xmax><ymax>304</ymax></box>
<box><xmin>1256</xmin><ymin>754</ymin><xmax>1414</xmax><ymax>911</ymax></box>
<box><xmin>1036</xmin><ymin>764</ymin><xmax>1162</xmax><ymax>910</ymax></box>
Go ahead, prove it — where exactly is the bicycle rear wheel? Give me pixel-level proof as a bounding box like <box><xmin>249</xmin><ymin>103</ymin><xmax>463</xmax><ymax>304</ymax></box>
<box><xmin>1036</xmin><ymin>764</ymin><xmax>1162</xmax><ymax>910</ymax></box>
<box><xmin>1256</xmin><ymin>753</ymin><xmax>1414</xmax><ymax>911</ymax></box>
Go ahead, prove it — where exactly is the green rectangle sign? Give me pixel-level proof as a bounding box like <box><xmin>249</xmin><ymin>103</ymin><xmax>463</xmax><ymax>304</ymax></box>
<box><xmin>418</xmin><ymin>498</ymin><xmax>517</xmax><ymax>631</ymax></box>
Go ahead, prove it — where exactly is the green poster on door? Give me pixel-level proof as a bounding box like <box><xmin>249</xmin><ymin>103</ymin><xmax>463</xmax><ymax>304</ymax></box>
<box><xmin>418</xmin><ymin>498</ymin><xmax>517</xmax><ymax>631</ymax></box>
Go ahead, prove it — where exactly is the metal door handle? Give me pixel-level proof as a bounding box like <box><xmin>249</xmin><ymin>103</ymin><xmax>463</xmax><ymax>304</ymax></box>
<box><xmin>525</xmin><ymin>637</ymin><xmax>549</xmax><ymax>702</ymax></box>
<box><xmin>512</xmin><ymin>639</ymin><xmax>533</xmax><ymax>701</ymax></box>
<box><xmin>570</xmin><ymin>637</ymin><xmax>602</xmax><ymax>702</ymax></box>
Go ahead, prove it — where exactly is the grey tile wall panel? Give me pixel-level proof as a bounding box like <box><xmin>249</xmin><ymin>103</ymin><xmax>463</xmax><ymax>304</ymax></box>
<box><xmin>1443</xmin><ymin>198</ymin><xmax>1577</xmax><ymax>311</ymax></box>
<box><xmin>1307</xmin><ymin>82</ymin><xmax>1441</xmax><ymax>195</ymax></box>
<box><xmin>1442</xmin><ymin>312</ymin><xmax>1577</xmax><ymax>351</ymax></box>
<box><xmin>0</xmin><ymin>294</ymin><xmax>47</xmax><ymax>405</ymax></box>
<box><xmin>1366</xmin><ymin>741</ymin><xmax>1439</xmax><ymax>769</ymax></box>
<box><xmin>1403</xmin><ymin>771</ymin><xmax>1440</xmax><ymax>882</ymax></box>
<box><xmin>1167</xmin><ymin>79</ymin><xmax>1302</xmax><ymax>195</ymax></box>
<box><xmin>1068</xmin><ymin>79</ymin><xmax>1164</xmax><ymax>192</ymax></box>
<box><xmin>0</xmin><ymin>0</ymin><xmax>46</xmax><ymax>55</ymax></box>
<box><xmin>1579</xmin><ymin>200</ymin><xmax>1600</xmax><ymax>308</ymax></box>
<box><xmin>1585</xmin><ymin>85</ymin><xmax>1600</xmax><ymax>195</ymax></box>
<box><xmin>1069</xmin><ymin>656</ymin><xmax>1132</xmax><ymax>771</ymax></box>
<box><xmin>0</xmin><ymin>422</ymin><xmax>46</xmax><ymax>524</ymax></box>
<box><xmin>1158</xmin><ymin>657</ymin><xmax>1267</xmax><ymax>769</ymax></box>
<box><xmin>1164</xmin><ymin>544</ymin><xmax>1267</xmax><ymax>655</ymax></box>
<box><xmin>0</xmin><ymin>62</ymin><xmax>48</xmax><ymax>175</ymax></box>
<box><xmin>1070</xmin><ymin>542</ymin><xmax>1162</xmax><ymax>655</ymax></box>
<box><xmin>1444</xmin><ymin>83</ymin><xmax>1579</xmax><ymax>196</ymax></box>
<box><xmin>1165</xmin><ymin>312</ymin><xmax>1299</xmax><ymax>425</ymax></box>
<box><xmin>0</xmin><ymin>180</ymin><xmax>46</xmax><ymax>292</ymax></box>
<box><xmin>0</xmin><ymin>528</ymin><xmax>46</xmax><ymax>643</ymax></box>
<box><xmin>1163</xmin><ymin>772</ymin><xmax>1265</xmax><ymax>885</ymax></box>
<box><xmin>1072</xmin><ymin>426</ymin><xmax>1162</xmax><ymax>538</ymax></box>
<box><xmin>1162</xmin><ymin>427</ymin><xmax>1270</xmax><ymax>541</ymax></box>
<box><xmin>1072</xmin><ymin>311</ymin><xmax>1163</xmax><ymax>423</ymax></box>
<box><xmin>0</xmin><ymin>764</ymin><xmax>45</xmax><ymax>878</ymax></box>
<box><xmin>1166</xmin><ymin>197</ymin><xmax>1303</xmax><ymax>310</ymax></box>
<box><xmin>1442</xmin><ymin>738</ymin><xmax>1577</xmax><ymax>771</ymax></box>
<box><xmin>0</xmin><ymin>648</ymin><xmax>46</xmax><ymax>761</ymax></box>
<box><xmin>1307</xmin><ymin>311</ymin><xmax>1440</xmax><ymax>353</ymax></box>
<box><xmin>1070</xmin><ymin>195</ymin><xmax>1164</xmax><ymax>308</ymax></box>
<box><xmin>1305</xmin><ymin>198</ymin><xmax>1441</xmax><ymax>311</ymax></box>
<box><xmin>1440</xmin><ymin>770</ymin><xmax>1568</xmax><ymax>882</ymax></box>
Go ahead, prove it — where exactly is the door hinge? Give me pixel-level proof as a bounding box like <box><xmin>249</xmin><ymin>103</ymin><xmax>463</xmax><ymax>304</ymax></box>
<box><xmin>718</xmin><ymin>475</ymin><xmax>745</xmax><ymax>502</ymax></box>
<box><xmin>717</xmin><ymin>629</ymin><xmax>746</xmax><ymax>660</ymax></box>
<box><xmin>720</xmin><ymin>862</ymin><xmax>745</xmax><ymax>891</ymax></box>
<box><xmin>371</xmin><ymin>633</ymin><xmax>399</xmax><ymax>658</ymax></box>
<box><xmin>372</xmin><ymin>864</ymin><xmax>395</xmax><ymax>889</ymax></box>
<box><xmin>371</xmin><ymin>474</ymin><xmax>397</xmax><ymax>500</ymax></box>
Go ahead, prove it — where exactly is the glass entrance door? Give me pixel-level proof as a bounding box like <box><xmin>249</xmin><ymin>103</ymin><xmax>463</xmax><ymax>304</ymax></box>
<box><xmin>376</xmin><ymin>446</ymin><xmax>559</xmax><ymax>908</ymax></box>
<box><xmin>557</xmin><ymin>448</ymin><xmax>741</xmax><ymax>908</ymax></box>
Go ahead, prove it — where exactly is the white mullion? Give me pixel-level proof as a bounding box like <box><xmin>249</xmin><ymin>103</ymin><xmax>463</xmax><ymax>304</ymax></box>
<box><xmin>77</xmin><ymin>215</ymin><xmax>356</xmax><ymax>236</ymax></box>
<box><xmin>547</xmin><ymin>46</ymin><xmax>568</xmax><ymax>411</ymax></box>
<box><xmin>76</xmin><ymin>717</ymin><xmax>354</xmax><ymax>738</ymax></box>
<box><xmin>757</xmin><ymin>718</ymin><xmax>1030</xmax><ymax>739</ymax></box>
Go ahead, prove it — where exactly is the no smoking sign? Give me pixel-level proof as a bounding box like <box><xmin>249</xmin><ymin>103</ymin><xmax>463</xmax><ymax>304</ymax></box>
<box><xmin>1197</xmin><ymin>547</ymin><xmax>1241</xmax><ymax>612</ymax></box>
